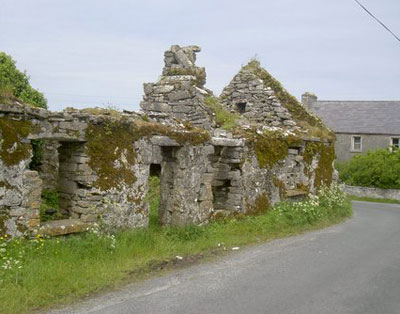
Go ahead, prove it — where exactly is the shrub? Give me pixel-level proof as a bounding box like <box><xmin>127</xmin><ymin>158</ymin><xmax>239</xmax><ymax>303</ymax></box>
<box><xmin>337</xmin><ymin>149</ymin><xmax>400</xmax><ymax>189</ymax></box>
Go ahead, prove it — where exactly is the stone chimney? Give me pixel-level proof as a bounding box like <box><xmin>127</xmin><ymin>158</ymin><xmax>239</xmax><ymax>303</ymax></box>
<box><xmin>140</xmin><ymin>45</ymin><xmax>213</xmax><ymax>129</ymax></box>
<box><xmin>301</xmin><ymin>92</ymin><xmax>318</xmax><ymax>110</ymax></box>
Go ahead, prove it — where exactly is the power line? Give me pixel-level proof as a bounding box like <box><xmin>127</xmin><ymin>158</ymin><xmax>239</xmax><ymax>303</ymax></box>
<box><xmin>353</xmin><ymin>0</ymin><xmax>400</xmax><ymax>43</ymax></box>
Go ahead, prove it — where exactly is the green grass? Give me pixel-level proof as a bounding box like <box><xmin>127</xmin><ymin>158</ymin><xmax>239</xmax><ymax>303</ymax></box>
<box><xmin>204</xmin><ymin>96</ymin><xmax>239</xmax><ymax>130</ymax></box>
<box><xmin>0</xmin><ymin>187</ymin><xmax>351</xmax><ymax>314</ymax></box>
<box><xmin>348</xmin><ymin>195</ymin><xmax>400</xmax><ymax>205</ymax></box>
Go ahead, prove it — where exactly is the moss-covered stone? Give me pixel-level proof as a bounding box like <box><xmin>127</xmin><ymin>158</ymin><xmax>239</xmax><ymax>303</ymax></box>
<box><xmin>303</xmin><ymin>141</ymin><xmax>335</xmax><ymax>190</ymax></box>
<box><xmin>241</xmin><ymin>129</ymin><xmax>302</xmax><ymax>169</ymax></box>
<box><xmin>242</xmin><ymin>60</ymin><xmax>334</xmax><ymax>140</ymax></box>
<box><xmin>86</xmin><ymin>118</ymin><xmax>210</xmax><ymax>191</ymax></box>
<box><xmin>273</xmin><ymin>177</ymin><xmax>286</xmax><ymax>199</ymax></box>
<box><xmin>249</xmin><ymin>193</ymin><xmax>270</xmax><ymax>215</ymax></box>
<box><xmin>0</xmin><ymin>181</ymin><xmax>12</xmax><ymax>189</ymax></box>
<box><xmin>296</xmin><ymin>183</ymin><xmax>310</xmax><ymax>194</ymax></box>
<box><xmin>0</xmin><ymin>210</ymin><xmax>8</xmax><ymax>237</ymax></box>
<box><xmin>86</xmin><ymin>118</ymin><xmax>138</xmax><ymax>191</ymax></box>
<box><xmin>0</xmin><ymin>117</ymin><xmax>34</xmax><ymax>166</ymax></box>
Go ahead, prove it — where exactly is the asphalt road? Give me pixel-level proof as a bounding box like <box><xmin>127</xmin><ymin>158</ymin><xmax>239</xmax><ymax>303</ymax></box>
<box><xmin>49</xmin><ymin>201</ymin><xmax>400</xmax><ymax>314</ymax></box>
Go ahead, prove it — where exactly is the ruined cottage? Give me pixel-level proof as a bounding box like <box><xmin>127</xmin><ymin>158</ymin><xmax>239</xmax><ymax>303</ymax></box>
<box><xmin>0</xmin><ymin>45</ymin><xmax>335</xmax><ymax>238</ymax></box>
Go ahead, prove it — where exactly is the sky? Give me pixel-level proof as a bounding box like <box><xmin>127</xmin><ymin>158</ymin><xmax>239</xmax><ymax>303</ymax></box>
<box><xmin>1</xmin><ymin>0</ymin><xmax>399</xmax><ymax>111</ymax></box>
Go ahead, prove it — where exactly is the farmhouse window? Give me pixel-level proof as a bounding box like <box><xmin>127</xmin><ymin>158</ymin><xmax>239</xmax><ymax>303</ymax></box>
<box><xmin>391</xmin><ymin>137</ymin><xmax>399</xmax><ymax>150</ymax></box>
<box><xmin>351</xmin><ymin>136</ymin><xmax>362</xmax><ymax>152</ymax></box>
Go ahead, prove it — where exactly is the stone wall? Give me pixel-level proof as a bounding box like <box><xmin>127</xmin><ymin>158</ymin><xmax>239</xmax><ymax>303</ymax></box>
<box><xmin>140</xmin><ymin>45</ymin><xmax>214</xmax><ymax>129</ymax></box>
<box><xmin>344</xmin><ymin>185</ymin><xmax>400</xmax><ymax>201</ymax></box>
<box><xmin>220</xmin><ymin>68</ymin><xmax>297</xmax><ymax>129</ymax></box>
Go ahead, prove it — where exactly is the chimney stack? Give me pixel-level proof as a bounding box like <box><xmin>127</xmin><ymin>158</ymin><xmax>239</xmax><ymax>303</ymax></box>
<box><xmin>301</xmin><ymin>92</ymin><xmax>318</xmax><ymax>110</ymax></box>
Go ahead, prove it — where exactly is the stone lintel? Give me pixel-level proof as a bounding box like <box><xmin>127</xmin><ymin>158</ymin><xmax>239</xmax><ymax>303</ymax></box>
<box><xmin>150</xmin><ymin>136</ymin><xmax>181</xmax><ymax>147</ymax></box>
<box><xmin>211</xmin><ymin>137</ymin><xmax>244</xmax><ymax>147</ymax></box>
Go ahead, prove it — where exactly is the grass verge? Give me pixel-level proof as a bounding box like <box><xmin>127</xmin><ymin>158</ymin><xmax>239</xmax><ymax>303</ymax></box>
<box><xmin>0</xmin><ymin>185</ymin><xmax>351</xmax><ymax>314</ymax></box>
<box><xmin>348</xmin><ymin>195</ymin><xmax>400</xmax><ymax>205</ymax></box>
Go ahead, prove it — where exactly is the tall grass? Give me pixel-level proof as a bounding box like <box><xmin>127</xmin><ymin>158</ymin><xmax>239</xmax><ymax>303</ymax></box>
<box><xmin>0</xmin><ymin>185</ymin><xmax>351</xmax><ymax>314</ymax></box>
<box><xmin>204</xmin><ymin>96</ymin><xmax>239</xmax><ymax>130</ymax></box>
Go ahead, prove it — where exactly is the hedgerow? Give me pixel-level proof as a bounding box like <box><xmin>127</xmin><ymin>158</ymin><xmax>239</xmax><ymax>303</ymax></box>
<box><xmin>337</xmin><ymin>149</ymin><xmax>400</xmax><ymax>189</ymax></box>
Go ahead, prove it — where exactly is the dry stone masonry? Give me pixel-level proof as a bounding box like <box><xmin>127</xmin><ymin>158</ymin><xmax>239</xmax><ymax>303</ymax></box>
<box><xmin>0</xmin><ymin>45</ymin><xmax>335</xmax><ymax>238</ymax></box>
<box><xmin>220</xmin><ymin>67</ymin><xmax>297</xmax><ymax>128</ymax></box>
<box><xmin>141</xmin><ymin>45</ymin><xmax>214</xmax><ymax>129</ymax></box>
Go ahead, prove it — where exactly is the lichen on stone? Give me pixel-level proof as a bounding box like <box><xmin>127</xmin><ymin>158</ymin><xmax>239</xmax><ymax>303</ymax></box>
<box><xmin>241</xmin><ymin>128</ymin><xmax>302</xmax><ymax>169</ymax></box>
<box><xmin>249</xmin><ymin>193</ymin><xmax>270</xmax><ymax>215</ymax></box>
<box><xmin>164</xmin><ymin>67</ymin><xmax>206</xmax><ymax>87</ymax></box>
<box><xmin>86</xmin><ymin>118</ymin><xmax>138</xmax><ymax>191</ymax></box>
<box><xmin>303</xmin><ymin>141</ymin><xmax>335</xmax><ymax>189</ymax></box>
<box><xmin>273</xmin><ymin>177</ymin><xmax>286</xmax><ymax>199</ymax></box>
<box><xmin>242</xmin><ymin>60</ymin><xmax>334</xmax><ymax>140</ymax></box>
<box><xmin>0</xmin><ymin>117</ymin><xmax>34</xmax><ymax>166</ymax></box>
<box><xmin>86</xmin><ymin>117</ymin><xmax>210</xmax><ymax>191</ymax></box>
<box><xmin>0</xmin><ymin>210</ymin><xmax>9</xmax><ymax>237</ymax></box>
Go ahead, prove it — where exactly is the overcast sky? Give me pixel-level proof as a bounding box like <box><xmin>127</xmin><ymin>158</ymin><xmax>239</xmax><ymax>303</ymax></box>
<box><xmin>1</xmin><ymin>0</ymin><xmax>399</xmax><ymax>111</ymax></box>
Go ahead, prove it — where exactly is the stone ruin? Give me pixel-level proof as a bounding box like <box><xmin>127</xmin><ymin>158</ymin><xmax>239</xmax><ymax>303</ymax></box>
<box><xmin>0</xmin><ymin>45</ymin><xmax>336</xmax><ymax>238</ymax></box>
<box><xmin>140</xmin><ymin>45</ymin><xmax>214</xmax><ymax>129</ymax></box>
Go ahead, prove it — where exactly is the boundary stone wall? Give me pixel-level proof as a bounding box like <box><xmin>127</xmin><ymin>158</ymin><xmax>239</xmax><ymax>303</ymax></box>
<box><xmin>344</xmin><ymin>185</ymin><xmax>400</xmax><ymax>201</ymax></box>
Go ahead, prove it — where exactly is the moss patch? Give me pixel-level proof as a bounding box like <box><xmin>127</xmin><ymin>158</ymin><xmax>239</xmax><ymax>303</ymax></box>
<box><xmin>242</xmin><ymin>129</ymin><xmax>302</xmax><ymax>169</ymax></box>
<box><xmin>134</xmin><ymin>119</ymin><xmax>210</xmax><ymax>146</ymax></box>
<box><xmin>273</xmin><ymin>177</ymin><xmax>286</xmax><ymax>199</ymax></box>
<box><xmin>0</xmin><ymin>180</ymin><xmax>12</xmax><ymax>189</ymax></box>
<box><xmin>0</xmin><ymin>209</ymin><xmax>9</xmax><ymax>237</ymax></box>
<box><xmin>86</xmin><ymin>118</ymin><xmax>210</xmax><ymax>191</ymax></box>
<box><xmin>86</xmin><ymin>118</ymin><xmax>138</xmax><ymax>191</ymax></box>
<box><xmin>248</xmin><ymin>193</ymin><xmax>270</xmax><ymax>215</ymax></box>
<box><xmin>0</xmin><ymin>117</ymin><xmax>34</xmax><ymax>166</ymax></box>
<box><xmin>80</xmin><ymin>107</ymin><xmax>122</xmax><ymax>118</ymax></box>
<box><xmin>303</xmin><ymin>141</ymin><xmax>335</xmax><ymax>190</ymax></box>
<box><xmin>296</xmin><ymin>183</ymin><xmax>310</xmax><ymax>194</ymax></box>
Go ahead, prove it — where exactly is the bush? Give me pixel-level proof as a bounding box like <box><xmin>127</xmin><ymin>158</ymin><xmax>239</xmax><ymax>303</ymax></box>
<box><xmin>0</xmin><ymin>52</ymin><xmax>47</xmax><ymax>108</ymax></box>
<box><xmin>337</xmin><ymin>149</ymin><xmax>400</xmax><ymax>189</ymax></box>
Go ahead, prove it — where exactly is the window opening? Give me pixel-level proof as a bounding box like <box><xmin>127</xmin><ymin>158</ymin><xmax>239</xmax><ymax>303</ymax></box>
<box><xmin>236</xmin><ymin>102</ymin><xmax>247</xmax><ymax>114</ymax></box>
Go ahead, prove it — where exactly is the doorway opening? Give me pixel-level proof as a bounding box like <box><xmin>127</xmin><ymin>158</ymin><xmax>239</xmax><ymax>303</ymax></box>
<box><xmin>212</xmin><ymin>179</ymin><xmax>232</xmax><ymax>211</ymax></box>
<box><xmin>29</xmin><ymin>139</ymin><xmax>65</xmax><ymax>222</ymax></box>
<box><xmin>147</xmin><ymin>163</ymin><xmax>161</xmax><ymax>228</ymax></box>
<box><xmin>58</xmin><ymin>142</ymin><xmax>84</xmax><ymax>218</ymax></box>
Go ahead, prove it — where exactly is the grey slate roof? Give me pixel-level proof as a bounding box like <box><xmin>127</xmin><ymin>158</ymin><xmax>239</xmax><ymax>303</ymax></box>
<box><xmin>310</xmin><ymin>101</ymin><xmax>400</xmax><ymax>135</ymax></box>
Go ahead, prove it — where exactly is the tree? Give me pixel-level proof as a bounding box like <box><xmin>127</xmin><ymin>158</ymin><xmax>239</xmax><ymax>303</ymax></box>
<box><xmin>0</xmin><ymin>52</ymin><xmax>47</xmax><ymax>109</ymax></box>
